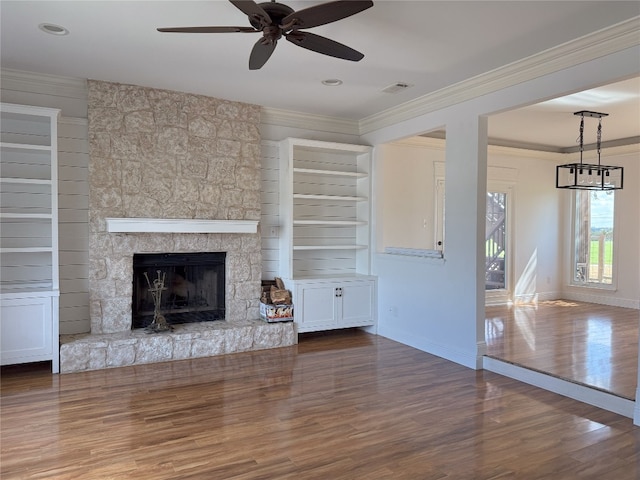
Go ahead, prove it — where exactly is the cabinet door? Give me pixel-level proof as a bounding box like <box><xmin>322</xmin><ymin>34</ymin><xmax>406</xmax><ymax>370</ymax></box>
<box><xmin>339</xmin><ymin>281</ymin><xmax>375</xmax><ymax>327</ymax></box>
<box><xmin>0</xmin><ymin>296</ymin><xmax>53</xmax><ymax>364</ymax></box>
<box><xmin>295</xmin><ymin>284</ymin><xmax>338</xmax><ymax>332</ymax></box>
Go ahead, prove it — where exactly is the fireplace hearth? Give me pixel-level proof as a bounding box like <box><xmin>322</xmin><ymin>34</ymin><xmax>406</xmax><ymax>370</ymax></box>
<box><xmin>132</xmin><ymin>252</ymin><xmax>225</xmax><ymax>329</ymax></box>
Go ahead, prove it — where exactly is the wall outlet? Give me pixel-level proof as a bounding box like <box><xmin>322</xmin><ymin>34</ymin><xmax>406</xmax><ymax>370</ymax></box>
<box><xmin>264</xmin><ymin>226</ymin><xmax>279</xmax><ymax>238</ymax></box>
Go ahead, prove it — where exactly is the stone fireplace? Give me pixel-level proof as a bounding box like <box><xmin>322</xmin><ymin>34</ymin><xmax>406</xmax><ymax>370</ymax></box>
<box><xmin>59</xmin><ymin>80</ymin><xmax>295</xmax><ymax>373</ymax></box>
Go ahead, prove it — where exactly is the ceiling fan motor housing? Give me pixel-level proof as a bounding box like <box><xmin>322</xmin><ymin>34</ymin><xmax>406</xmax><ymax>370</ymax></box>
<box><xmin>250</xmin><ymin>2</ymin><xmax>294</xmax><ymax>29</ymax></box>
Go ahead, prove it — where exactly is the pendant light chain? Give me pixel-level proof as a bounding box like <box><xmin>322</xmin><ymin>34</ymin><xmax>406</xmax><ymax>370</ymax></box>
<box><xmin>597</xmin><ymin>117</ymin><xmax>602</xmax><ymax>167</ymax></box>
<box><xmin>578</xmin><ymin>113</ymin><xmax>585</xmax><ymax>166</ymax></box>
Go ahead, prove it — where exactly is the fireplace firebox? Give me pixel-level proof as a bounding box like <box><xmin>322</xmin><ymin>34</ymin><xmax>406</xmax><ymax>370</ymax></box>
<box><xmin>132</xmin><ymin>252</ymin><xmax>225</xmax><ymax>329</ymax></box>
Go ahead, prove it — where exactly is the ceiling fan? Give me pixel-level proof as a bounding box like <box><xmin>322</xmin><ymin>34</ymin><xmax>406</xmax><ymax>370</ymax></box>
<box><xmin>157</xmin><ymin>0</ymin><xmax>374</xmax><ymax>70</ymax></box>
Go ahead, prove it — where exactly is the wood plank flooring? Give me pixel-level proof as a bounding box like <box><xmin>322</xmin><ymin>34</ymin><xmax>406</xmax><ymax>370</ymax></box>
<box><xmin>2</xmin><ymin>329</ymin><xmax>639</xmax><ymax>479</ymax></box>
<box><xmin>486</xmin><ymin>300</ymin><xmax>639</xmax><ymax>399</ymax></box>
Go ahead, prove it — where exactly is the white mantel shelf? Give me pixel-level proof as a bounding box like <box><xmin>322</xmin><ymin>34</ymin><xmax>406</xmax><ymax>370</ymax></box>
<box><xmin>106</xmin><ymin>218</ymin><xmax>259</xmax><ymax>234</ymax></box>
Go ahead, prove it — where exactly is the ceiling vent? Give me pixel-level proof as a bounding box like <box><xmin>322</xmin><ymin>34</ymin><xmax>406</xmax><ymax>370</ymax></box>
<box><xmin>381</xmin><ymin>82</ymin><xmax>413</xmax><ymax>94</ymax></box>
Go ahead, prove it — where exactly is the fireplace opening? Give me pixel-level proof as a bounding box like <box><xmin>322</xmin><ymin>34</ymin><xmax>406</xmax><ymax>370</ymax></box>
<box><xmin>132</xmin><ymin>252</ymin><xmax>225</xmax><ymax>329</ymax></box>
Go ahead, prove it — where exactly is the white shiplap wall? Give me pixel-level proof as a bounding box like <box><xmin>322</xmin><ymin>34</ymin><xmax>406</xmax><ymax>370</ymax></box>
<box><xmin>260</xmin><ymin>140</ymin><xmax>280</xmax><ymax>280</ymax></box>
<box><xmin>58</xmin><ymin>118</ymin><xmax>90</xmax><ymax>334</ymax></box>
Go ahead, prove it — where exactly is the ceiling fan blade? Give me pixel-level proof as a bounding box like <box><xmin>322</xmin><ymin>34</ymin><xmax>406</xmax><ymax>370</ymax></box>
<box><xmin>281</xmin><ymin>0</ymin><xmax>373</xmax><ymax>30</ymax></box>
<box><xmin>157</xmin><ymin>26</ymin><xmax>258</xmax><ymax>33</ymax></box>
<box><xmin>249</xmin><ymin>38</ymin><xmax>277</xmax><ymax>70</ymax></box>
<box><xmin>285</xmin><ymin>31</ymin><xmax>364</xmax><ymax>62</ymax></box>
<box><xmin>230</xmin><ymin>0</ymin><xmax>272</xmax><ymax>27</ymax></box>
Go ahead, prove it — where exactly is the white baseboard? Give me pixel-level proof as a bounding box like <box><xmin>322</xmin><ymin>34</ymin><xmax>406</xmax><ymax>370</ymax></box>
<box><xmin>483</xmin><ymin>356</ymin><xmax>635</xmax><ymax>419</ymax></box>
<box><xmin>561</xmin><ymin>291</ymin><xmax>640</xmax><ymax>310</ymax></box>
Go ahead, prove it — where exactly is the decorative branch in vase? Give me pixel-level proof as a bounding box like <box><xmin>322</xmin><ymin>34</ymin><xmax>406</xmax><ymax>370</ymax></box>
<box><xmin>143</xmin><ymin>270</ymin><xmax>173</xmax><ymax>333</ymax></box>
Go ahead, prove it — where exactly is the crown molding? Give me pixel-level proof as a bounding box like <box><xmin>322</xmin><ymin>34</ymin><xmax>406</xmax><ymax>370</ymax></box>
<box><xmin>563</xmin><ymin>143</ymin><xmax>639</xmax><ymax>162</ymax></box>
<box><xmin>261</xmin><ymin>107</ymin><xmax>359</xmax><ymax>136</ymax></box>
<box><xmin>359</xmin><ymin>17</ymin><xmax>640</xmax><ymax>135</ymax></box>
<box><xmin>0</xmin><ymin>68</ymin><xmax>87</xmax><ymax>99</ymax></box>
<box><xmin>388</xmin><ymin>134</ymin><xmax>640</xmax><ymax>161</ymax></box>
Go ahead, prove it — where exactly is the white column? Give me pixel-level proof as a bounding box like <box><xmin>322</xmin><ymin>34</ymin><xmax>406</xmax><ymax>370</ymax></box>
<box><xmin>444</xmin><ymin>115</ymin><xmax>488</xmax><ymax>369</ymax></box>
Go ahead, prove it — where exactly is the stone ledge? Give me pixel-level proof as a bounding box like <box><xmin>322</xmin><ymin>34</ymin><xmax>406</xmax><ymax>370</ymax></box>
<box><xmin>59</xmin><ymin>320</ymin><xmax>296</xmax><ymax>373</ymax></box>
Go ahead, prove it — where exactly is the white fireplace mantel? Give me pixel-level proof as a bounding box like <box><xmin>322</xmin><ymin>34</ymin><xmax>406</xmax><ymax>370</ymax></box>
<box><xmin>106</xmin><ymin>218</ymin><xmax>259</xmax><ymax>234</ymax></box>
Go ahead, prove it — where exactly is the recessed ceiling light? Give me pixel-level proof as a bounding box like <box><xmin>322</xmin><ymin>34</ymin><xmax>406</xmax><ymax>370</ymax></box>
<box><xmin>38</xmin><ymin>23</ymin><xmax>69</xmax><ymax>36</ymax></box>
<box><xmin>322</xmin><ymin>79</ymin><xmax>343</xmax><ymax>86</ymax></box>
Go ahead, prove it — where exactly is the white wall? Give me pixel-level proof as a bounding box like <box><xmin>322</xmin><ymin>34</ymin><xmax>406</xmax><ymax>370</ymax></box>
<box><xmin>379</xmin><ymin>139</ymin><xmax>444</xmax><ymax>251</ymax></box>
<box><xmin>378</xmin><ymin>139</ymin><xmax>566</xmax><ymax>305</ymax></box>
<box><xmin>362</xmin><ymin>45</ymin><xmax>640</xmax><ymax>372</ymax></box>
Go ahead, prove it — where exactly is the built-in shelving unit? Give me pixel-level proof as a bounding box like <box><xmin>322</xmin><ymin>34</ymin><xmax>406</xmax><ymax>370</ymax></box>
<box><xmin>278</xmin><ymin>138</ymin><xmax>377</xmax><ymax>333</ymax></box>
<box><xmin>1</xmin><ymin>103</ymin><xmax>60</xmax><ymax>372</ymax></box>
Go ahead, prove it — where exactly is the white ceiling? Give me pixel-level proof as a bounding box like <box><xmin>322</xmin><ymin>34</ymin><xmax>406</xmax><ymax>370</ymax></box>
<box><xmin>1</xmin><ymin>1</ymin><xmax>639</xmax><ymax>149</ymax></box>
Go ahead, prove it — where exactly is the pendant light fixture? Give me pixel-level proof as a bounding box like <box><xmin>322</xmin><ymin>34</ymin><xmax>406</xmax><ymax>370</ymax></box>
<box><xmin>556</xmin><ymin>110</ymin><xmax>623</xmax><ymax>190</ymax></box>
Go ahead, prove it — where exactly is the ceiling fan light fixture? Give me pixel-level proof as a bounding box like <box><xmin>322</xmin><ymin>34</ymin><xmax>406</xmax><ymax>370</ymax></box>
<box><xmin>157</xmin><ymin>0</ymin><xmax>373</xmax><ymax>70</ymax></box>
<box><xmin>322</xmin><ymin>78</ymin><xmax>343</xmax><ymax>86</ymax></box>
<box><xmin>38</xmin><ymin>23</ymin><xmax>69</xmax><ymax>36</ymax></box>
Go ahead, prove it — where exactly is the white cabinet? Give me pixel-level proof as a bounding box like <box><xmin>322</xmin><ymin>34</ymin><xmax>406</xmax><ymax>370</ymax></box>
<box><xmin>1</xmin><ymin>295</ymin><xmax>57</xmax><ymax>367</ymax></box>
<box><xmin>1</xmin><ymin>103</ymin><xmax>60</xmax><ymax>372</ymax></box>
<box><xmin>291</xmin><ymin>277</ymin><xmax>377</xmax><ymax>333</ymax></box>
<box><xmin>279</xmin><ymin>138</ymin><xmax>377</xmax><ymax>333</ymax></box>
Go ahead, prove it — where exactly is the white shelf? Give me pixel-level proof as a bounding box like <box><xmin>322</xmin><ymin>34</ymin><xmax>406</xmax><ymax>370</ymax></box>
<box><xmin>293</xmin><ymin>168</ymin><xmax>367</xmax><ymax>178</ymax></box>
<box><xmin>0</xmin><ymin>177</ymin><xmax>52</xmax><ymax>185</ymax></box>
<box><xmin>0</xmin><ymin>280</ymin><xmax>54</xmax><ymax>293</ymax></box>
<box><xmin>0</xmin><ymin>213</ymin><xmax>53</xmax><ymax>219</ymax></box>
<box><xmin>1</xmin><ymin>247</ymin><xmax>54</xmax><ymax>253</ymax></box>
<box><xmin>293</xmin><ymin>193</ymin><xmax>367</xmax><ymax>202</ymax></box>
<box><xmin>0</xmin><ymin>142</ymin><xmax>52</xmax><ymax>151</ymax></box>
<box><xmin>294</xmin><ymin>220</ymin><xmax>368</xmax><ymax>226</ymax></box>
<box><xmin>280</xmin><ymin>137</ymin><xmax>373</xmax><ymax>280</ymax></box>
<box><xmin>1</xmin><ymin>102</ymin><xmax>60</xmax><ymax>373</ymax></box>
<box><xmin>293</xmin><ymin>245</ymin><xmax>368</xmax><ymax>251</ymax></box>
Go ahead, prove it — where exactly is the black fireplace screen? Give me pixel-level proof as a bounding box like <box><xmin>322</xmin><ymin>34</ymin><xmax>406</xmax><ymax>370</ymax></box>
<box><xmin>132</xmin><ymin>252</ymin><xmax>225</xmax><ymax>329</ymax></box>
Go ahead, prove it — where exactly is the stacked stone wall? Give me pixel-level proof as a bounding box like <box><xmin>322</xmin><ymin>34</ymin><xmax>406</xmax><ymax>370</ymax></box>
<box><xmin>87</xmin><ymin>80</ymin><xmax>263</xmax><ymax>334</ymax></box>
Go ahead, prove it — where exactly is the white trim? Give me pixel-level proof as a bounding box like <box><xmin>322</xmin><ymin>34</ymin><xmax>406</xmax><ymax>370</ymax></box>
<box><xmin>561</xmin><ymin>291</ymin><xmax>640</xmax><ymax>310</ymax></box>
<box><xmin>375</xmin><ymin>252</ymin><xmax>445</xmax><ymax>266</ymax></box>
<box><xmin>483</xmin><ymin>356</ymin><xmax>635</xmax><ymax>418</ymax></box>
<box><xmin>383</xmin><ymin>247</ymin><xmax>443</xmax><ymax>258</ymax></box>
<box><xmin>359</xmin><ymin>17</ymin><xmax>640</xmax><ymax>134</ymax></box>
<box><xmin>105</xmin><ymin>218</ymin><xmax>258</xmax><ymax>234</ymax></box>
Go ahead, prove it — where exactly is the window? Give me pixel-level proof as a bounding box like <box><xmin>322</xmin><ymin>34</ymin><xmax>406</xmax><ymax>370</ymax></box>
<box><xmin>486</xmin><ymin>191</ymin><xmax>507</xmax><ymax>291</ymax></box>
<box><xmin>572</xmin><ymin>190</ymin><xmax>615</xmax><ymax>286</ymax></box>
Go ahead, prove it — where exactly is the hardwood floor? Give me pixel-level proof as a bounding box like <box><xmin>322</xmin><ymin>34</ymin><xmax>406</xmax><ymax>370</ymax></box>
<box><xmin>486</xmin><ymin>300</ymin><xmax>639</xmax><ymax>400</ymax></box>
<box><xmin>2</xmin><ymin>329</ymin><xmax>639</xmax><ymax>479</ymax></box>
